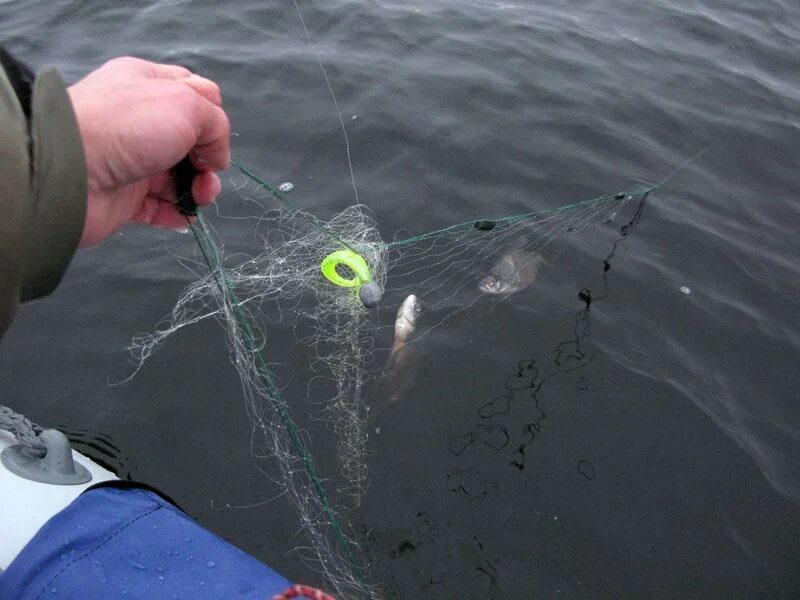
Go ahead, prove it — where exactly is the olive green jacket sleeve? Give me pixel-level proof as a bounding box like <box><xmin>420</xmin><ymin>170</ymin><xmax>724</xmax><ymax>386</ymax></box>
<box><xmin>0</xmin><ymin>64</ymin><xmax>87</xmax><ymax>338</ymax></box>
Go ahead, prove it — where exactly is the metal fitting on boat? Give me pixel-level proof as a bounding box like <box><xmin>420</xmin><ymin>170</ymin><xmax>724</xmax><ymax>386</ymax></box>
<box><xmin>1</xmin><ymin>429</ymin><xmax>91</xmax><ymax>485</ymax></box>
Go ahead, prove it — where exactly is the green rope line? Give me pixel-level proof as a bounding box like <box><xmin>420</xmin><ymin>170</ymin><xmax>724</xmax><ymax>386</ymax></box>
<box><xmin>229</xmin><ymin>158</ymin><xmax>626</xmax><ymax>250</ymax></box>
<box><xmin>386</xmin><ymin>191</ymin><xmax>619</xmax><ymax>248</ymax></box>
<box><xmin>231</xmin><ymin>144</ymin><xmax>711</xmax><ymax>252</ymax></box>
<box><xmin>187</xmin><ymin>213</ymin><xmax>372</xmax><ymax>598</ymax></box>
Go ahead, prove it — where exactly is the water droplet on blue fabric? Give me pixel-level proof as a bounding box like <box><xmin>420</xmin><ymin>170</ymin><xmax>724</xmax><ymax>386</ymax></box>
<box><xmin>129</xmin><ymin>560</ymin><xmax>147</xmax><ymax>571</ymax></box>
<box><xmin>206</xmin><ymin>560</ymin><xmax>217</xmax><ymax>568</ymax></box>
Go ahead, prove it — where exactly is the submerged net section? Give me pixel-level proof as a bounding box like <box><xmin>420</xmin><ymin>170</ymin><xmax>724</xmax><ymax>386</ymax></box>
<box><xmin>127</xmin><ymin>159</ymin><xmax>652</xmax><ymax>598</ymax></box>
<box><xmin>382</xmin><ymin>190</ymin><xmax>636</xmax><ymax>335</ymax></box>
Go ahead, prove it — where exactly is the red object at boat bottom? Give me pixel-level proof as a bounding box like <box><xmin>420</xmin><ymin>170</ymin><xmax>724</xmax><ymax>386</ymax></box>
<box><xmin>271</xmin><ymin>584</ymin><xmax>336</xmax><ymax>600</ymax></box>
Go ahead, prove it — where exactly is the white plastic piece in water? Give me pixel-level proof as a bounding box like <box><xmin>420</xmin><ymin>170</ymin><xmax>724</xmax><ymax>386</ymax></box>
<box><xmin>278</xmin><ymin>182</ymin><xmax>294</xmax><ymax>193</ymax></box>
<box><xmin>680</xmin><ymin>286</ymin><xmax>691</xmax><ymax>295</ymax></box>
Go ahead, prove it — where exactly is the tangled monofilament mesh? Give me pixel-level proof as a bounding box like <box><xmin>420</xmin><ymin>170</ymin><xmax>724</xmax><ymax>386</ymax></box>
<box><xmin>127</xmin><ymin>159</ymin><xmax>657</xmax><ymax>599</ymax></box>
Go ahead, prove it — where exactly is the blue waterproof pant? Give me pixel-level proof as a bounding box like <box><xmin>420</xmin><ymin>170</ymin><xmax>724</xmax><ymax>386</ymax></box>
<box><xmin>0</xmin><ymin>484</ymin><xmax>291</xmax><ymax>600</ymax></box>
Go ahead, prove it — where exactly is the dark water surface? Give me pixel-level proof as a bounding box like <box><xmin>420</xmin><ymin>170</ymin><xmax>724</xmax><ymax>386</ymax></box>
<box><xmin>3</xmin><ymin>0</ymin><xmax>800</xmax><ymax>597</ymax></box>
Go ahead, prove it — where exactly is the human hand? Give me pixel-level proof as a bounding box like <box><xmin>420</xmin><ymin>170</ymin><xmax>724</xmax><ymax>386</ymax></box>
<box><xmin>67</xmin><ymin>57</ymin><xmax>230</xmax><ymax>247</ymax></box>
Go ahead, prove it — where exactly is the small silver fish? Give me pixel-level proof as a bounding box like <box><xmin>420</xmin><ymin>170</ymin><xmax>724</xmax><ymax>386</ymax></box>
<box><xmin>390</xmin><ymin>294</ymin><xmax>422</xmax><ymax>355</ymax></box>
<box><xmin>379</xmin><ymin>294</ymin><xmax>424</xmax><ymax>407</ymax></box>
<box><xmin>478</xmin><ymin>249</ymin><xmax>544</xmax><ymax>295</ymax></box>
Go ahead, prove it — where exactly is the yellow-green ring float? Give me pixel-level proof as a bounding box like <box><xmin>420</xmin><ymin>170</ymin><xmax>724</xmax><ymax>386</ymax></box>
<box><xmin>321</xmin><ymin>249</ymin><xmax>372</xmax><ymax>288</ymax></box>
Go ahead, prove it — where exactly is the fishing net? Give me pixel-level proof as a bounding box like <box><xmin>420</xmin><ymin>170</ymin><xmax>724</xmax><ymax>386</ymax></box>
<box><xmin>126</xmin><ymin>163</ymin><xmax>650</xmax><ymax>598</ymax></box>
